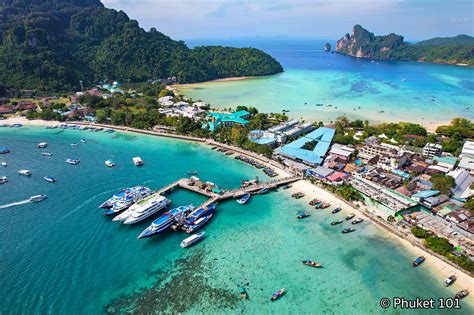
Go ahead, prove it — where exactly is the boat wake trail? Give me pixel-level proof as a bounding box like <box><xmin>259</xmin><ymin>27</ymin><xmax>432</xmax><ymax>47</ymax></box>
<box><xmin>0</xmin><ymin>199</ymin><xmax>30</xmax><ymax>209</ymax></box>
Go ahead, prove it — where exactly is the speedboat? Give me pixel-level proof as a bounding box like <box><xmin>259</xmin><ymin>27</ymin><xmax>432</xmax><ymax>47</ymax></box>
<box><xmin>18</xmin><ymin>170</ymin><xmax>32</xmax><ymax>176</ymax></box>
<box><xmin>180</xmin><ymin>232</ymin><xmax>205</xmax><ymax>248</ymax></box>
<box><xmin>37</xmin><ymin>142</ymin><xmax>48</xmax><ymax>148</ymax></box>
<box><xmin>282</xmin><ymin>185</ymin><xmax>291</xmax><ymax>190</ymax></box>
<box><xmin>444</xmin><ymin>275</ymin><xmax>456</xmax><ymax>287</ymax></box>
<box><xmin>0</xmin><ymin>176</ymin><xmax>7</xmax><ymax>184</ymax></box>
<box><xmin>413</xmin><ymin>256</ymin><xmax>425</xmax><ymax>267</ymax></box>
<box><xmin>70</xmin><ymin>143</ymin><xmax>78</xmax><ymax>147</ymax></box>
<box><xmin>331</xmin><ymin>207</ymin><xmax>342</xmax><ymax>214</ymax></box>
<box><xmin>1</xmin><ymin>161</ymin><xmax>6</xmax><ymax>167</ymax></box>
<box><xmin>103</xmin><ymin>186</ymin><xmax>155</xmax><ymax>215</ymax></box>
<box><xmin>346</xmin><ymin>213</ymin><xmax>355</xmax><ymax>220</ymax></box>
<box><xmin>187</xmin><ymin>171</ymin><xmax>198</xmax><ymax>176</ymax></box>
<box><xmin>352</xmin><ymin>218</ymin><xmax>364</xmax><ymax>224</ymax></box>
<box><xmin>183</xmin><ymin>214</ymin><xmax>213</xmax><ymax>233</ymax></box>
<box><xmin>455</xmin><ymin>290</ymin><xmax>469</xmax><ymax>300</ymax></box>
<box><xmin>236</xmin><ymin>194</ymin><xmax>251</xmax><ymax>205</ymax></box>
<box><xmin>0</xmin><ymin>147</ymin><xmax>10</xmax><ymax>154</ymax></box>
<box><xmin>29</xmin><ymin>195</ymin><xmax>47</xmax><ymax>202</ymax></box>
<box><xmin>271</xmin><ymin>288</ymin><xmax>286</xmax><ymax>301</ymax></box>
<box><xmin>183</xmin><ymin>203</ymin><xmax>217</xmax><ymax>226</ymax></box>
<box><xmin>257</xmin><ymin>188</ymin><xmax>268</xmax><ymax>194</ymax></box>
<box><xmin>105</xmin><ymin>159</ymin><xmax>115</xmax><ymax>167</ymax></box>
<box><xmin>122</xmin><ymin>194</ymin><xmax>171</xmax><ymax>224</ymax></box>
<box><xmin>297</xmin><ymin>212</ymin><xmax>310</xmax><ymax>219</ymax></box>
<box><xmin>138</xmin><ymin>205</ymin><xmax>195</xmax><ymax>239</ymax></box>
<box><xmin>42</xmin><ymin>152</ymin><xmax>53</xmax><ymax>157</ymax></box>
<box><xmin>302</xmin><ymin>260</ymin><xmax>322</xmax><ymax>268</ymax></box>
<box><xmin>80</xmin><ymin>139</ymin><xmax>86</xmax><ymax>143</ymax></box>
<box><xmin>342</xmin><ymin>228</ymin><xmax>355</xmax><ymax>233</ymax></box>
<box><xmin>65</xmin><ymin>158</ymin><xmax>80</xmax><ymax>165</ymax></box>
<box><xmin>133</xmin><ymin>157</ymin><xmax>143</xmax><ymax>166</ymax></box>
<box><xmin>331</xmin><ymin>220</ymin><xmax>343</xmax><ymax>225</ymax></box>
<box><xmin>44</xmin><ymin>176</ymin><xmax>56</xmax><ymax>183</ymax></box>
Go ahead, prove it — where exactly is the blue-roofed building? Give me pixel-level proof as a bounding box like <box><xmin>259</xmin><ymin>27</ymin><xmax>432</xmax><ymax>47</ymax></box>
<box><xmin>202</xmin><ymin>110</ymin><xmax>250</xmax><ymax>132</ymax></box>
<box><xmin>412</xmin><ymin>189</ymin><xmax>440</xmax><ymax>201</ymax></box>
<box><xmin>276</xmin><ymin>127</ymin><xmax>335</xmax><ymax>166</ymax></box>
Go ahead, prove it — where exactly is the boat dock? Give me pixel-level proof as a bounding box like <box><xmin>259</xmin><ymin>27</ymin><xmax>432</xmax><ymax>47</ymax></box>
<box><xmin>157</xmin><ymin>175</ymin><xmax>301</xmax><ymax>209</ymax></box>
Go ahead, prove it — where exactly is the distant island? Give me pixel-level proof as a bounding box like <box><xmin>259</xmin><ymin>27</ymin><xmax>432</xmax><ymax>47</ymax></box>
<box><xmin>336</xmin><ymin>25</ymin><xmax>474</xmax><ymax>65</ymax></box>
<box><xmin>0</xmin><ymin>0</ymin><xmax>283</xmax><ymax>92</ymax></box>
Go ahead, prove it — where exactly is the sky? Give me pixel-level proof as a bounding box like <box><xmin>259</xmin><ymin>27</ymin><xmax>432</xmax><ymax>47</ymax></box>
<box><xmin>102</xmin><ymin>0</ymin><xmax>473</xmax><ymax>40</ymax></box>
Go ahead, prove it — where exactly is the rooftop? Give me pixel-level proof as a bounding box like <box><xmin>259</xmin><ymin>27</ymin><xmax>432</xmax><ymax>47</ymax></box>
<box><xmin>433</xmin><ymin>156</ymin><xmax>458</xmax><ymax>166</ymax></box>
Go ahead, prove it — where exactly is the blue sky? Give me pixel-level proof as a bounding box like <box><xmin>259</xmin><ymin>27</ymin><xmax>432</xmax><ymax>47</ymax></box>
<box><xmin>102</xmin><ymin>0</ymin><xmax>473</xmax><ymax>40</ymax></box>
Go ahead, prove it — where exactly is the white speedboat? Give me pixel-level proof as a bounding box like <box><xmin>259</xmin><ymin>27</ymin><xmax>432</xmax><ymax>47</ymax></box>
<box><xmin>42</xmin><ymin>152</ymin><xmax>53</xmax><ymax>157</ymax></box>
<box><xmin>29</xmin><ymin>195</ymin><xmax>47</xmax><ymax>202</ymax></box>
<box><xmin>122</xmin><ymin>194</ymin><xmax>171</xmax><ymax>225</ymax></box>
<box><xmin>105</xmin><ymin>159</ymin><xmax>115</xmax><ymax>167</ymax></box>
<box><xmin>65</xmin><ymin>158</ymin><xmax>80</xmax><ymax>165</ymax></box>
<box><xmin>133</xmin><ymin>157</ymin><xmax>143</xmax><ymax>166</ymax></box>
<box><xmin>1</xmin><ymin>161</ymin><xmax>6</xmax><ymax>167</ymax></box>
<box><xmin>0</xmin><ymin>176</ymin><xmax>7</xmax><ymax>184</ymax></box>
<box><xmin>37</xmin><ymin>142</ymin><xmax>48</xmax><ymax>148</ymax></box>
<box><xmin>180</xmin><ymin>232</ymin><xmax>206</xmax><ymax>248</ymax></box>
<box><xmin>18</xmin><ymin>170</ymin><xmax>32</xmax><ymax>176</ymax></box>
<box><xmin>70</xmin><ymin>143</ymin><xmax>78</xmax><ymax>147</ymax></box>
<box><xmin>80</xmin><ymin>139</ymin><xmax>86</xmax><ymax>143</ymax></box>
<box><xmin>44</xmin><ymin>176</ymin><xmax>56</xmax><ymax>183</ymax></box>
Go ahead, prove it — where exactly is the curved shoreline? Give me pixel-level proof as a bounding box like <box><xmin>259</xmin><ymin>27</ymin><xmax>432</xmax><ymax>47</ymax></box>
<box><xmin>2</xmin><ymin>117</ymin><xmax>473</xmax><ymax>303</ymax></box>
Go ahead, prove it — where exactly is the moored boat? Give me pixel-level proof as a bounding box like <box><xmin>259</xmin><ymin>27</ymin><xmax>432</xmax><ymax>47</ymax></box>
<box><xmin>346</xmin><ymin>213</ymin><xmax>355</xmax><ymax>220</ymax></box>
<box><xmin>133</xmin><ymin>157</ymin><xmax>143</xmax><ymax>166</ymax></box>
<box><xmin>138</xmin><ymin>205</ymin><xmax>194</xmax><ymax>239</ymax></box>
<box><xmin>444</xmin><ymin>275</ymin><xmax>456</xmax><ymax>287</ymax></box>
<box><xmin>331</xmin><ymin>219</ymin><xmax>343</xmax><ymax>225</ymax></box>
<box><xmin>413</xmin><ymin>256</ymin><xmax>425</xmax><ymax>267</ymax></box>
<box><xmin>342</xmin><ymin>228</ymin><xmax>355</xmax><ymax>233</ymax></box>
<box><xmin>101</xmin><ymin>186</ymin><xmax>154</xmax><ymax>215</ymax></box>
<box><xmin>29</xmin><ymin>194</ymin><xmax>47</xmax><ymax>202</ymax></box>
<box><xmin>37</xmin><ymin>142</ymin><xmax>48</xmax><ymax>148</ymax></box>
<box><xmin>122</xmin><ymin>194</ymin><xmax>171</xmax><ymax>224</ymax></box>
<box><xmin>65</xmin><ymin>158</ymin><xmax>80</xmax><ymax>165</ymax></box>
<box><xmin>0</xmin><ymin>176</ymin><xmax>7</xmax><ymax>184</ymax></box>
<box><xmin>44</xmin><ymin>176</ymin><xmax>56</xmax><ymax>183</ymax></box>
<box><xmin>297</xmin><ymin>212</ymin><xmax>310</xmax><ymax>219</ymax></box>
<box><xmin>80</xmin><ymin>139</ymin><xmax>86</xmax><ymax>143</ymax></box>
<box><xmin>70</xmin><ymin>143</ymin><xmax>78</xmax><ymax>147</ymax></box>
<box><xmin>331</xmin><ymin>207</ymin><xmax>342</xmax><ymax>214</ymax></box>
<box><xmin>302</xmin><ymin>260</ymin><xmax>322</xmax><ymax>268</ymax></box>
<box><xmin>292</xmin><ymin>192</ymin><xmax>305</xmax><ymax>199</ymax></box>
<box><xmin>236</xmin><ymin>193</ymin><xmax>251</xmax><ymax>205</ymax></box>
<box><xmin>42</xmin><ymin>152</ymin><xmax>53</xmax><ymax>156</ymax></box>
<box><xmin>187</xmin><ymin>171</ymin><xmax>198</xmax><ymax>176</ymax></box>
<box><xmin>455</xmin><ymin>290</ymin><xmax>469</xmax><ymax>299</ymax></box>
<box><xmin>239</xmin><ymin>287</ymin><xmax>248</xmax><ymax>299</ymax></box>
<box><xmin>18</xmin><ymin>169</ymin><xmax>32</xmax><ymax>176</ymax></box>
<box><xmin>183</xmin><ymin>214</ymin><xmax>213</xmax><ymax>233</ymax></box>
<box><xmin>180</xmin><ymin>232</ymin><xmax>206</xmax><ymax>248</ymax></box>
<box><xmin>271</xmin><ymin>288</ymin><xmax>286</xmax><ymax>301</ymax></box>
<box><xmin>105</xmin><ymin>159</ymin><xmax>116</xmax><ymax>167</ymax></box>
<box><xmin>352</xmin><ymin>218</ymin><xmax>364</xmax><ymax>224</ymax></box>
<box><xmin>1</xmin><ymin>161</ymin><xmax>7</xmax><ymax>167</ymax></box>
<box><xmin>0</xmin><ymin>147</ymin><xmax>10</xmax><ymax>154</ymax></box>
<box><xmin>282</xmin><ymin>184</ymin><xmax>291</xmax><ymax>190</ymax></box>
<box><xmin>257</xmin><ymin>188</ymin><xmax>268</xmax><ymax>194</ymax></box>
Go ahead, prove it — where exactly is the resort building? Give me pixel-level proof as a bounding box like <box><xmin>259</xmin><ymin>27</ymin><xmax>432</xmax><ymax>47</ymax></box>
<box><xmin>328</xmin><ymin>144</ymin><xmax>356</xmax><ymax>162</ymax></box>
<box><xmin>249</xmin><ymin>120</ymin><xmax>314</xmax><ymax>146</ymax></box>
<box><xmin>433</xmin><ymin>156</ymin><xmax>458</xmax><ymax>171</ymax></box>
<box><xmin>158</xmin><ymin>96</ymin><xmax>175</xmax><ymax>106</ymax></box>
<box><xmin>276</xmin><ymin>127</ymin><xmax>335</xmax><ymax>166</ymax></box>
<box><xmin>460</xmin><ymin>140</ymin><xmax>474</xmax><ymax>157</ymax></box>
<box><xmin>422</xmin><ymin>143</ymin><xmax>442</xmax><ymax>157</ymax></box>
<box><xmin>248</xmin><ymin>130</ymin><xmax>279</xmax><ymax>147</ymax></box>
<box><xmin>202</xmin><ymin>110</ymin><xmax>250</xmax><ymax>132</ymax></box>
<box><xmin>358</xmin><ymin>142</ymin><xmax>400</xmax><ymax>170</ymax></box>
<box><xmin>458</xmin><ymin>156</ymin><xmax>474</xmax><ymax>175</ymax></box>
<box><xmin>306</xmin><ymin>166</ymin><xmax>334</xmax><ymax>180</ymax></box>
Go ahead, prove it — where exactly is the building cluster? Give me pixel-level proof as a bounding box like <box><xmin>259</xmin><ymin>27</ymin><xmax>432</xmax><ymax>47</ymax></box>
<box><xmin>157</xmin><ymin>96</ymin><xmax>207</xmax><ymax>120</ymax></box>
<box><xmin>248</xmin><ymin>119</ymin><xmax>313</xmax><ymax>147</ymax></box>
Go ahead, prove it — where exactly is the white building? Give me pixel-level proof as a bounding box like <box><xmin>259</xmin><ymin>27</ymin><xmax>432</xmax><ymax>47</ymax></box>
<box><xmin>158</xmin><ymin>96</ymin><xmax>174</xmax><ymax>106</ymax></box>
<box><xmin>447</xmin><ymin>169</ymin><xmax>473</xmax><ymax>199</ymax></box>
<box><xmin>460</xmin><ymin>140</ymin><xmax>474</xmax><ymax>158</ymax></box>
<box><xmin>458</xmin><ymin>156</ymin><xmax>474</xmax><ymax>175</ymax></box>
<box><xmin>422</xmin><ymin>143</ymin><xmax>442</xmax><ymax>157</ymax></box>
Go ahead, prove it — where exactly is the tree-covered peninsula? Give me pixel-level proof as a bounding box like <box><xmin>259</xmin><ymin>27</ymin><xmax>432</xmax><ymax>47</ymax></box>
<box><xmin>336</xmin><ymin>25</ymin><xmax>474</xmax><ymax>65</ymax></box>
<box><xmin>0</xmin><ymin>0</ymin><xmax>283</xmax><ymax>92</ymax></box>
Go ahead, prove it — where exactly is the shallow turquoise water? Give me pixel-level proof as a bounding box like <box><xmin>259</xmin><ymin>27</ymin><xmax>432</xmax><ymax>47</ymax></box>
<box><xmin>1</xmin><ymin>127</ymin><xmax>472</xmax><ymax>314</ymax></box>
<box><xmin>181</xmin><ymin>39</ymin><xmax>474</xmax><ymax>126</ymax></box>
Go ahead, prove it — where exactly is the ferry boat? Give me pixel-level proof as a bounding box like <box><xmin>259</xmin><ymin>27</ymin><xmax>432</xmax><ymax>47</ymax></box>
<box><xmin>65</xmin><ymin>158</ymin><xmax>80</xmax><ymax>165</ymax></box>
<box><xmin>444</xmin><ymin>275</ymin><xmax>456</xmax><ymax>287</ymax></box>
<box><xmin>236</xmin><ymin>194</ymin><xmax>251</xmax><ymax>205</ymax></box>
<box><xmin>105</xmin><ymin>159</ymin><xmax>115</xmax><ymax>167</ymax></box>
<box><xmin>455</xmin><ymin>290</ymin><xmax>469</xmax><ymax>300</ymax></box>
<box><xmin>133</xmin><ymin>157</ymin><xmax>143</xmax><ymax>166</ymax></box>
<box><xmin>1</xmin><ymin>161</ymin><xmax>6</xmax><ymax>167</ymax></box>
<box><xmin>297</xmin><ymin>212</ymin><xmax>310</xmax><ymax>219</ymax></box>
<box><xmin>44</xmin><ymin>176</ymin><xmax>56</xmax><ymax>183</ymax></box>
<box><xmin>180</xmin><ymin>232</ymin><xmax>205</xmax><ymax>248</ymax></box>
<box><xmin>18</xmin><ymin>170</ymin><xmax>32</xmax><ymax>176</ymax></box>
<box><xmin>122</xmin><ymin>195</ymin><xmax>171</xmax><ymax>225</ymax></box>
<box><xmin>331</xmin><ymin>220</ymin><xmax>343</xmax><ymax>225</ymax></box>
<box><xmin>271</xmin><ymin>288</ymin><xmax>286</xmax><ymax>301</ymax></box>
<box><xmin>102</xmin><ymin>186</ymin><xmax>155</xmax><ymax>215</ymax></box>
<box><xmin>331</xmin><ymin>207</ymin><xmax>342</xmax><ymax>214</ymax></box>
<box><xmin>413</xmin><ymin>256</ymin><xmax>425</xmax><ymax>267</ymax></box>
<box><xmin>342</xmin><ymin>228</ymin><xmax>355</xmax><ymax>234</ymax></box>
<box><xmin>0</xmin><ymin>147</ymin><xmax>10</xmax><ymax>154</ymax></box>
<box><xmin>346</xmin><ymin>213</ymin><xmax>355</xmax><ymax>220</ymax></box>
<box><xmin>42</xmin><ymin>152</ymin><xmax>53</xmax><ymax>157</ymax></box>
<box><xmin>183</xmin><ymin>215</ymin><xmax>213</xmax><ymax>233</ymax></box>
<box><xmin>302</xmin><ymin>260</ymin><xmax>322</xmax><ymax>268</ymax></box>
<box><xmin>352</xmin><ymin>218</ymin><xmax>364</xmax><ymax>224</ymax></box>
<box><xmin>29</xmin><ymin>195</ymin><xmax>47</xmax><ymax>202</ymax></box>
<box><xmin>37</xmin><ymin>142</ymin><xmax>48</xmax><ymax>148</ymax></box>
<box><xmin>0</xmin><ymin>176</ymin><xmax>7</xmax><ymax>184</ymax></box>
<box><xmin>138</xmin><ymin>205</ymin><xmax>195</xmax><ymax>239</ymax></box>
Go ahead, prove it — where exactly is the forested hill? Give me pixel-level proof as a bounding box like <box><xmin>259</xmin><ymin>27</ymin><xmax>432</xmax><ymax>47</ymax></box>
<box><xmin>336</xmin><ymin>25</ymin><xmax>474</xmax><ymax>65</ymax></box>
<box><xmin>0</xmin><ymin>0</ymin><xmax>283</xmax><ymax>92</ymax></box>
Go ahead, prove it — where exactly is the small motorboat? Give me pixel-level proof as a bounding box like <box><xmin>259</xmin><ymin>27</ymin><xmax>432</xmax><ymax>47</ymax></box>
<box><xmin>413</xmin><ymin>256</ymin><xmax>425</xmax><ymax>267</ymax></box>
<box><xmin>292</xmin><ymin>192</ymin><xmax>305</xmax><ymax>199</ymax></box>
<box><xmin>236</xmin><ymin>194</ymin><xmax>251</xmax><ymax>205</ymax></box>
<box><xmin>180</xmin><ymin>232</ymin><xmax>205</xmax><ymax>248</ymax></box>
<box><xmin>352</xmin><ymin>218</ymin><xmax>364</xmax><ymax>224</ymax></box>
<box><xmin>257</xmin><ymin>188</ymin><xmax>268</xmax><ymax>194</ymax></box>
<box><xmin>29</xmin><ymin>195</ymin><xmax>47</xmax><ymax>202</ymax></box>
<box><xmin>282</xmin><ymin>185</ymin><xmax>291</xmax><ymax>190</ymax></box>
<box><xmin>0</xmin><ymin>176</ymin><xmax>7</xmax><ymax>184</ymax></box>
<box><xmin>187</xmin><ymin>171</ymin><xmax>198</xmax><ymax>176</ymax></box>
<box><xmin>0</xmin><ymin>147</ymin><xmax>10</xmax><ymax>154</ymax></box>
<box><xmin>331</xmin><ymin>220</ymin><xmax>343</xmax><ymax>225</ymax></box>
<box><xmin>455</xmin><ymin>290</ymin><xmax>469</xmax><ymax>300</ymax></box>
<box><xmin>302</xmin><ymin>260</ymin><xmax>322</xmax><ymax>268</ymax></box>
<box><xmin>105</xmin><ymin>159</ymin><xmax>116</xmax><ymax>167</ymax></box>
<box><xmin>41</xmin><ymin>152</ymin><xmax>53</xmax><ymax>157</ymax></box>
<box><xmin>239</xmin><ymin>287</ymin><xmax>247</xmax><ymax>300</ymax></box>
<box><xmin>65</xmin><ymin>158</ymin><xmax>80</xmax><ymax>165</ymax></box>
<box><xmin>44</xmin><ymin>176</ymin><xmax>56</xmax><ymax>183</ymax></box>
<box><xmin>133</xmin><ymin>156</ymin><xmax>143</xmax><ymax>166</ymax></box>
<box><xmin>297</xmin><ymin>212</ymin><xmax>310</xmax><ymax>219</ymax></box>
<box><xmin>444</xmin><ymin>275</ymin><xmax>456</xmax><ymax>287</ymax></box>
<box><xmin>18</xmin><ymin>170</ymin><xmax>32</xmax><ymax>176</ymax></box>
<box><xmin>70</xmin><ymin>143</ymin><xmax>78</xmax><ymax>147</ymax></box>
<box><xmin>271</xmin><ymin>288</ymin><xmax>286</xmax><ymax>301</ymax></box>
<box><xmin>80</xmin><ymin>139</ymin><xmax>86</xmax><ymax>143</ymax></box>
<box><xmin>346</xmin><ymin>213</ymin><xmax>355</xmax><ymax>220</ymax></box>
<box><xmin>342</xmin><ymin>228</ymin><xmax>355</xmax><ymax>234</ymax></box>
<box><xmin>1</xmin><ymin>161</ymin><xmax>6</xmax><ymax>167</ymax></box>
<box><xmin>37</xmin><ymin>142</ymin><xmax>48</xmax><ymax>148</ymax></box>
<box><xmin>331</xmin><ymin>207</ymin><xmax>342</xmax><ymax>214</ymax></box>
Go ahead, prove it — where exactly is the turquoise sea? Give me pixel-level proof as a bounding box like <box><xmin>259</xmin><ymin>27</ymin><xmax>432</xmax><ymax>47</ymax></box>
<box><xmin>1</xmin><ymin>127</ymin><xmax>473</xmax><ymax>314</ymax></box>
<box><xmin>180</xmin><ymin>39</ymin><xmax>474</xmax><ymax>127</ymax></box>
